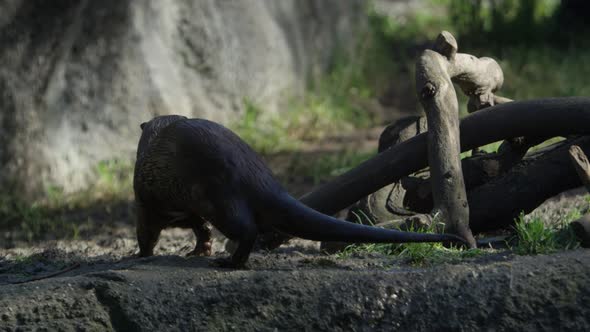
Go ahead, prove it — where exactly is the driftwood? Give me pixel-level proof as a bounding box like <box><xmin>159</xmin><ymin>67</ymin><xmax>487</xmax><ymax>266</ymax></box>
<box><xmin>415</xmin><ymin>31</ymin><xmax>474</xmax><ymax>246</ymax></box>
<box><xmin>402</xmin><ymin>137</ymin><xmax>590</xmax><ymax>232</ymax></box>
<box><xmin>356</xmin><ymin>122</ymin><xmax>541</xmax><ymax>229</ymax></box>
<box><xmin>300</xmin><ymin>97</ymin><xmax>590</xmax><ymax>217</ymax></box>
<box><xmin>377</xmin><ymin>137</ymin><xmax>590</xmax><ymax>232</ymax></box>
<box><xmin>292</xmin><ymin>32</ymin><xmax>590</xmax><ymax>252</ymax></box>
<box><xmin>571</xmin><ymin>215</ymin><xmax>590</xmax><ymax>248</ymax></box>
<box><xmin>348</xmin><ymin>116</ymin><xmax>428</xmax><ymax>224</ymax></box>
<box><xmin>307</xmin><ymin>102</ymin><xmax>590</xmax><ymax>253</ymax></box>
<box><xmin>402</xmin><ymin>144</ymin><xmax>532</xmax><ymax>213</ymax></box>
<box><xmin>469</xmin><ymin>138</ymin><xmax>590</xmax><ymax>232</ymax></box>
<box><xmin>569</xmin><ymin>145</ymin><xmax>590</xmax><ymax>192</ymax></box>
<box><xmin>267</xmin><ymin>33</ymin><xmax>590</xmax><ymax>250</ymax></box>
<box><xmin>320</xmin><ymin>117</ymin><xmax>427</xmax><ymax>253</ymax></box>
<box><xmin>569</xmin><ymin>145</ymin><xmax>590</xmax><ymax>248</ymax></box>
<box><xmin>301</xmin><ymin>35</ymin><xmax>590</xmax><ymax>235</ymax></box>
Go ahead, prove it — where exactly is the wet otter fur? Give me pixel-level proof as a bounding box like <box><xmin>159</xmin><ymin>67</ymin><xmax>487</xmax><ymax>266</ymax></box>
<box><xmin>134</xmin><ymin>115</ymin><xmax>464</xmax><ymax>267</ymax></box>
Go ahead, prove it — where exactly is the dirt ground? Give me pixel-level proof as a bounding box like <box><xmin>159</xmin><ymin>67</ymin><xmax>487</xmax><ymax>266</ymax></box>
<box><xmin>1</xmin><ymin>190</ymin><xmax>589</xmax><ymax>331</ymax></box>
<box><xmin>1</xmin><ymin>127</ymin><xmax>589</xmax><ymax>331</ymax></box>
<box><xmin>1</xmin><ymin>243</ymin><xmax>589</xmax><ymax>331</ymax></box>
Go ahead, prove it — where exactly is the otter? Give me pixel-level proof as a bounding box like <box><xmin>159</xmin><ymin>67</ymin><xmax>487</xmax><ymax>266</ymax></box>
<box><xmin>134</xmin><ymin>115</ymin><xmax>464</xmax><ymax>267</ymax></box>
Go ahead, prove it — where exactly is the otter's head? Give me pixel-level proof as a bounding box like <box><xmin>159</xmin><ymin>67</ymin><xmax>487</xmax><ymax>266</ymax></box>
<box><xmin>136</xmin><ymin>115</ymin><xmax>188</xmax><ymax>160</ymax></box>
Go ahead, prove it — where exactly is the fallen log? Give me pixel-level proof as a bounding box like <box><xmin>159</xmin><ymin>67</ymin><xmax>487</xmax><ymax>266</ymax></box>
<box><xmin>300</xmin><ymin>97</ymin><xmax>590</xmax><ymax>216</ymax></box>
<box><xmin>376</xmin><ymin>137</ymin><xmax>590</xmax><ymax>233</ymax></box>
<box><xmin>349</xmin><ymin>116</ymin><xmax>428</xmax><ymax>224</ymax></box>
<box><xmin>569</xmin><ymin>145</ymin><xmax>590</xmax><ymax>192</ymax></box>
<box><xmin>571</xmin><ymin>214</ymin><xmax>590</xmax><ymax>248</ymax></box>
<box><xmin>468</xmin><ymin>137</ymin><xmax>590</xmax><ymax>232</ymax></box>
<box><xmin>402</xmin><ymin>145</ymin><xmax>532</xmax><ymax>213</ymax></box>
<box><xmin>569</xmin><ymin>144</ymin><xmax>590</xmax><ymax>248</ymax></box>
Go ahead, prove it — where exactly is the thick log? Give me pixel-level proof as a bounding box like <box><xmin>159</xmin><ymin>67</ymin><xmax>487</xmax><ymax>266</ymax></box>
<box><xmin>383</xmin><ymin>138</ymin><xmax>590</xmax><ymax>234</ymax></box>
<box><xmin>362</xmin><ymin>115</ymin><xmax>428</xmax><ymax>221</ymax></box>
<box><xmin>469</xmin><ymin>137</ymin><xmax>590</xmax><ymax>232</ymax></box>
<box><xmin>571</xmin><ymin>214</ymin><xmax>590</xmax><ymax>248</ymax></box>
<box><xmin>300</xmin><ymin>97</ymin><xmax>590</xmax><ymax>216</ymax></box>
<box><xmin>568</xmin><ymin>144</ymin><xmax>590</xmax><ymax>248</ymax></box>
<box><xmin>569</xmin><ymin>145</ymin><xmax>590</xmax><ymax>192</ymax></box>
<box><xmin>402</xmin><ymin>144</ymin><xmax>531</xmax><ymax>213</ymax></box>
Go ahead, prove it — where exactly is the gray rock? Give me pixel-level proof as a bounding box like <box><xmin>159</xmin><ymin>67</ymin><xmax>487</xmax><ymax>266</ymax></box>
<box><xmin>0</xmin><ymin>0</ymin><xmax>366</xmax><ymax>197</ymax></box>
<box><xmin>2</xmin><ymin>250</ymin><xmax>590</xmax><ymax>331</ymax></box>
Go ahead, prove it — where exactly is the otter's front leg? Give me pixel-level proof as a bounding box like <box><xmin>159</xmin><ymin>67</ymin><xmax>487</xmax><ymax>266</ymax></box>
<box><xmin>136</xmin><ymin>205</ymin><xmax>162</xmax><ymax>257</ymax></box>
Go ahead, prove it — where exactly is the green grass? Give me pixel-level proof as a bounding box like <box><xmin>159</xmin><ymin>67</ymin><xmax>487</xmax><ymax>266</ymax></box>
<box><xmin>285</xmin><ymin>150</ymin><xmax>375</xmax><ymax>186</ymax></box>
<box><xmin>234</xmin><ymin>1</ymin><xmax>590</xmax><ymax>180</ymax></box>
<box><xmin>511</xmin><ymin>212</ymin><xmax>581</xmax><ymax>255</ymax></box>
<box><xmin>5</xmin><ymin>1</ymin><xmax>590</xmax><ymax>245</ymax></box>
<box><xmin>366</xmin><ymin>0</ymin><xmax>590</xmax><ymax>114</ymax></box>
<box><xmin>231</xmin><ymin>4</ymin><xmax>418</xmax><ymax>154</ymax></box>
<box><xmin>0</xmin><ymin>159</ymin><xmax>134</xmax><ymax>241</ymax></box>
<box><xmin>231</xmin><ymin>99</ymin><xmax>301</xmax><ymax>154</ymax></box>
<box><xmin>337</xmin><ymin>238</ymin><xmax>486</xmax><ymax>266</ymax></box>
<box><xmin>231</xmin><ymin>96</ymin><xmax>371</xmax><ymax>155</ymax></box>
<box><xmin>337</xmin><ymin>198</ymin><xmax>586</xmax><ymax>263</ymax></box>
<box><xmin>0</xmin><ymin>194</ymin><xmax>79</xmax><ymax>242</ymax></box>
<box><xmin>337</xmin><ymin>207</ymin><xmax>583</xmax><ymax>264</ymax></box>
<box><xmin>336</xmin><ymin>212</ymin><xmax>487</xmax><ymax>266</ymax></box>
<box><xmin>495</xmin><ymin>47</ymin><xmax>590</xmax><ymax>99</ymax></box>
<box><xmin>37</xmin><ymin>159</ymin><xmax>134</xmax><ymax>210</ymax></box>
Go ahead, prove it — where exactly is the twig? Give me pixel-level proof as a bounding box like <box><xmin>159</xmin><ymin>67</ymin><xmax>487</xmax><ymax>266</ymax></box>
<box><xmin>9</xmin><ymin>263</ymin><xmax>81</xmax><ymax>285</ymax></box>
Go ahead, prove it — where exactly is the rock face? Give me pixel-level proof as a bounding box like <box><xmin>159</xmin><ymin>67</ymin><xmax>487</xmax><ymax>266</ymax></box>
<box><xmin>0</xmin><ymin>0</ymin><xmax>366</xmax><ymax>196</ymax></box>
<box><xmin>2</xmin><ymin>250</ymin><xmax>590</xmax><ymax>331</ymax></box>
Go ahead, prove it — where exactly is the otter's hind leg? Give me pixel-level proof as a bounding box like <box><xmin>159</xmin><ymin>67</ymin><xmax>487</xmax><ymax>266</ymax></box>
<box><xmin>210</xmin><ymin>196</ymin><xmax>258</xmax><ymax>268</ymax></box>
<box><xmin>136</xmin><ymin>206</ymin><xmax>162</xmax><ymax>257</ymax></box>
<box><xmin>187</xmin><ymin>219</ymin><xmax>213</xmax><ymax>256</ymax></box>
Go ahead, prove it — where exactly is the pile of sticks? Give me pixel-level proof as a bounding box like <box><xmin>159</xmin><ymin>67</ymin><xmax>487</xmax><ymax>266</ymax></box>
<box><xmin>298</xmin><ymin>31</ymin><xmax>590</xmax><ymax>249</ymax></box>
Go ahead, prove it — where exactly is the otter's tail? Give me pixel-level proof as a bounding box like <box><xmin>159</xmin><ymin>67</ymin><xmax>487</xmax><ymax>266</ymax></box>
<box><xmin>268</xmin><ymin>193</ymin><xmax>465</xmax><ymax>244</ymax></box>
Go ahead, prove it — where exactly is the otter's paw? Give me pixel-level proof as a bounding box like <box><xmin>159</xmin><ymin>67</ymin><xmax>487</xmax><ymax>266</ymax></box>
<box><xmin>209</xmin><ymin>257</ymin><xmax>247</xmax><ymax>269</ymax></box>
<box><xmin>136</xmin><ymin>251</ymin><xmax>154</xmax><ymax>258</ymax></box>
<box><xmin>186</xmin><ymin>242</ymin><xmax>212</xmax><ymax>257</ymax></box>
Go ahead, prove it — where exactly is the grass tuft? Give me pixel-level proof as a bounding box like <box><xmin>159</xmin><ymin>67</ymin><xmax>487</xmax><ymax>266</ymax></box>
<box><xmin>511</xmin><ymin>212</ymin><xmax>580</xmax><ymax>255</ymax></box>
<box><xmin>336</xmin><ymin>213</ymin><xmax>486</xmax><ymax>266</ymax></box>
<box><xmin>0</xmin><ymin>159</ymin><xmax>134</xmax><ymax>241</ymax></box>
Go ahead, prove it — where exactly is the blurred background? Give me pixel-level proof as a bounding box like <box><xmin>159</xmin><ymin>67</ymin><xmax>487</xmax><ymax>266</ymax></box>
<box><xmin>1</xmin><ymin>0</ymin><xmax>589</xmax><ymax>247</ymax></box>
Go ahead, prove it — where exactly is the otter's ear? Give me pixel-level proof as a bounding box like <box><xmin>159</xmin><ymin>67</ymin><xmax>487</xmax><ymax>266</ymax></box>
<box><xmin>140</xmin><ymin>122</ymin><xmax>147</xmax><ymax>130</ymax></box>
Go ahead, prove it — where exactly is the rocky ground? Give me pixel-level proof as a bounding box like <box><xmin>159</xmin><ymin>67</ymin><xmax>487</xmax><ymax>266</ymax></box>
<box><xmin>1</xmin><ymin>190</ymin><xmax>589</xmax><ymax>331</ymax></box>
<box><xmin>1</xmin><ymin>127</ymin><xmax>589</xmax><ymax>331</ymax></box>
<box><xmin>1</xmin><ymin>244</ymin><xmax>589</xmax><ymax>331</ymax></box>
